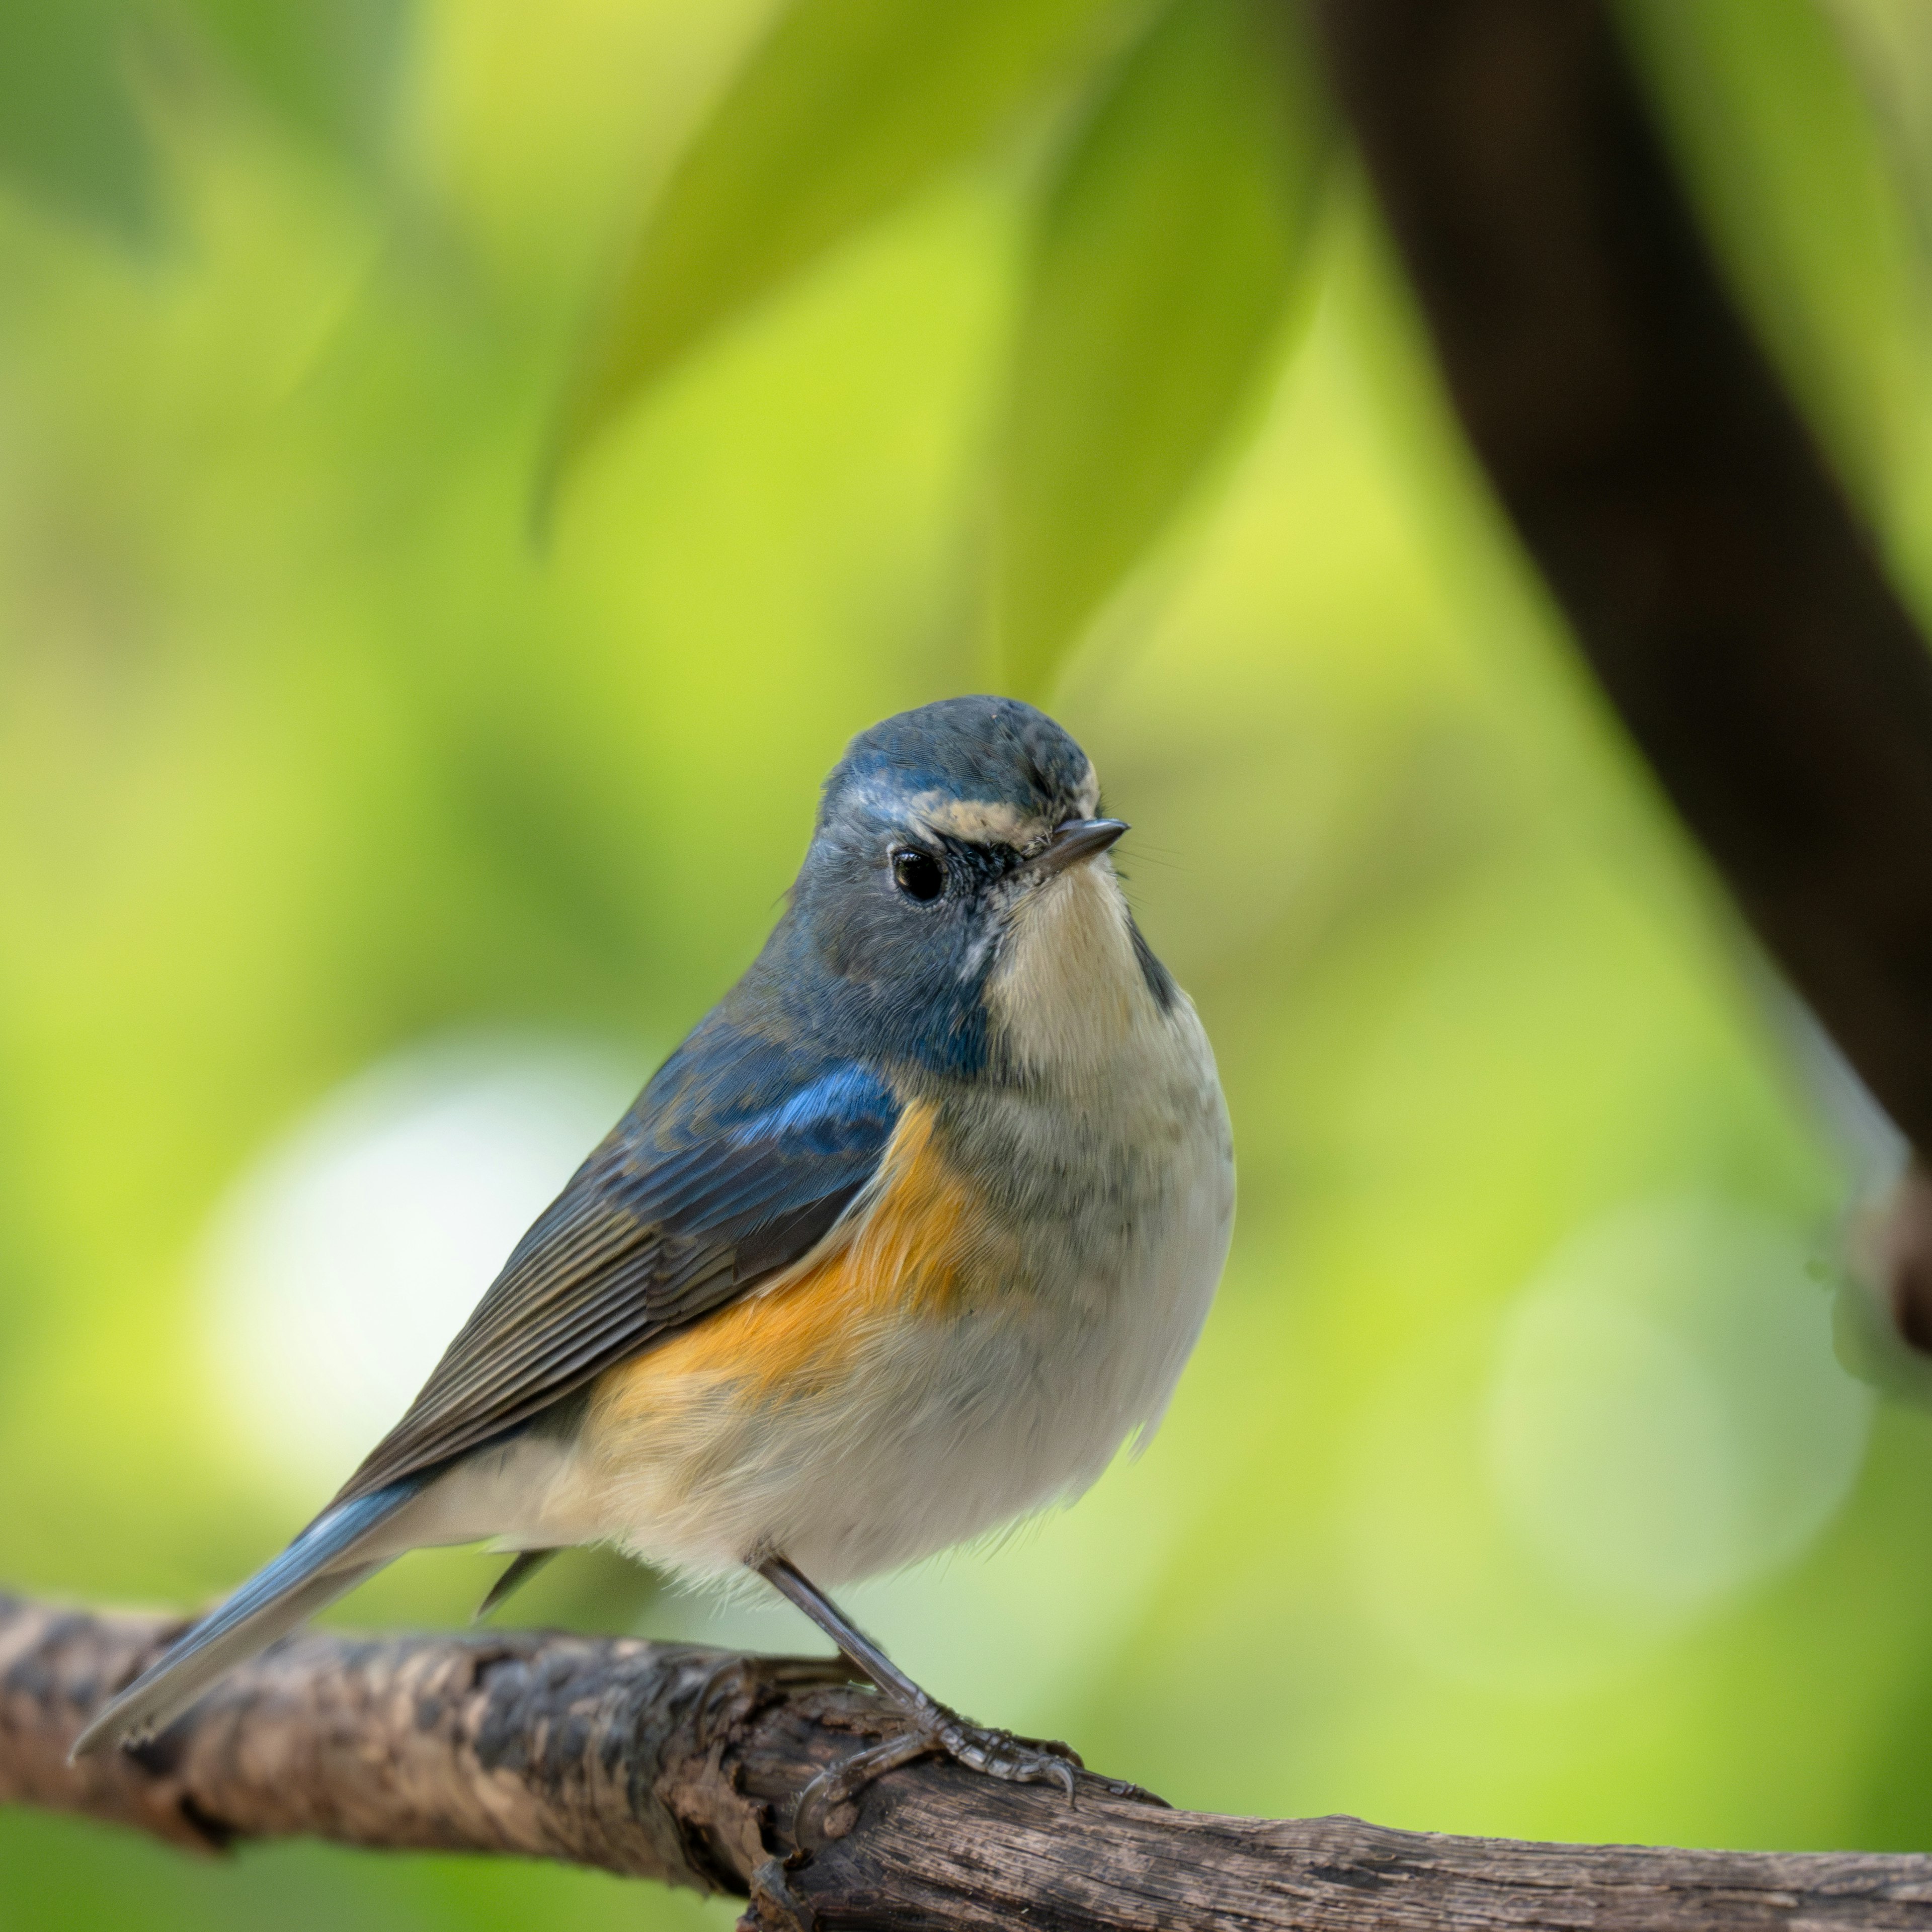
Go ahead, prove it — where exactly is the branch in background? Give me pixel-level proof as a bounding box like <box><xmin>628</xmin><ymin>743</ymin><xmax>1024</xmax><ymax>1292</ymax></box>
<box><xmin>9</xmin><ymin>1594</ymin><xmax>1932</xmax><ymax>1932</ymax></box>
<box><xmin>1314</xmin><ymin>0</ymin><xmax>1932</xmax><ymax>1180</ymax></box>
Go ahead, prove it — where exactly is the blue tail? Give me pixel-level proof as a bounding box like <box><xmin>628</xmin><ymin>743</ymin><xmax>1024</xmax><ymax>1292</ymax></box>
<box><xmin>70</xmin><ymin>1477</ymin><xmax>425</xmax><ymax>1757</ymax></box>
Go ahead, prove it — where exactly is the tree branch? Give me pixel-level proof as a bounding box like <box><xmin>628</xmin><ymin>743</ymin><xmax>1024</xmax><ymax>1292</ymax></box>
<box><xmin>1313</xmin><ymin>0</ymin><xmax>1932</xmax><ymax>1167</ymax></box>
<box><xmin>9</xmin><ymin>1592</ymin><xmax>1932</xmax><ymax>1932</ymax></box>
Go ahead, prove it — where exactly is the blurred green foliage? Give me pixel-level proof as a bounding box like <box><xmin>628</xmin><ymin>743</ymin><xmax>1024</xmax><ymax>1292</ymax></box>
<box><xmin>993</xmin><ymin>0</ymin><xmax>1328</xmax><ymax>689</ymax></box>
<box><xmin>550</xmin><ymin>0</ymin><xmax>1137</xmax><ymax>508</ymax></box>
<box><xmin>0</xmin><ymin>0</ymin><xmax>405</xmax><ymax>235</ymax></box>
<box><xmin>6</xmin><ymin>1</ymin><xmax>1932</xmax><ymax>1927</ymax></box>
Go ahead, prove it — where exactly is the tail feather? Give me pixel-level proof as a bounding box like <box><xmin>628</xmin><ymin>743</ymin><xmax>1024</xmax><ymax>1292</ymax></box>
<box><xmin>70</xmin><ymin>1477</ymin><xmax>424</xmax><ymax>1759</ymax></box>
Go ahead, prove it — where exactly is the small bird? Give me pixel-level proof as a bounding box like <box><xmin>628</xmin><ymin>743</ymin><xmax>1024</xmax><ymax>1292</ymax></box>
<box><xmin>76</xmin><ymin>696</ymin><xmax>1235</xmax><ymax>1799</ymax></box>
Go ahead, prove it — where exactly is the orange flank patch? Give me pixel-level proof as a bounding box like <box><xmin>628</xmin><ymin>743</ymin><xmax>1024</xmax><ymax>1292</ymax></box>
<box><xmin>592</xmin><ymin>1101</ymin><xmax>998</xmax><ymax>1416</ymax></box>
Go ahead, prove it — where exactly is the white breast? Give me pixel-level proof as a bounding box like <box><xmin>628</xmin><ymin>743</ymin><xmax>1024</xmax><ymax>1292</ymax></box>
<box><xmin>962</xmin><ymin>854</ymin><xmax>1236</xmax><ymax>1464</ymax></box>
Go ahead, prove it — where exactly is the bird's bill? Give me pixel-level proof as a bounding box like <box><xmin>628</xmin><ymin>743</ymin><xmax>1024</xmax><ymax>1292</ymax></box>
<box><xmin>1021</xmin><ymin>817</ymin><xmax>1128</xmax><ymax>878</ymax></box>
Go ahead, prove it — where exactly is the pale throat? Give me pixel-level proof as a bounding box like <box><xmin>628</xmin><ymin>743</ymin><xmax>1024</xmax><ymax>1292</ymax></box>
<box><xmin>984</xmin><ymin>861</ymin><xmax>1154</xmax><ymax>1080</ymax></box>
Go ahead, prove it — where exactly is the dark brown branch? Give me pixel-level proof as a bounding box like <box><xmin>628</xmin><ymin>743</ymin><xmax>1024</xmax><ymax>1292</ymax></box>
<box><xmin>1314</xmin><ymin>0</ymin><xmax>1932</xmax><ymax>1160</ymax></box>
<box><xmin>11</xmin><ymin>1593</ymin><xmax>1932</xmax><ymax>1931</ymax></box>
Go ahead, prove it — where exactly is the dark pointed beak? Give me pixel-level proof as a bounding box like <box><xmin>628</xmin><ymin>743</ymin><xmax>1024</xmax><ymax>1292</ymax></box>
<box><xmin>1021</xmin><ymin>817</ymin><xmax>1129</xmax><ymax>878</ymax></box>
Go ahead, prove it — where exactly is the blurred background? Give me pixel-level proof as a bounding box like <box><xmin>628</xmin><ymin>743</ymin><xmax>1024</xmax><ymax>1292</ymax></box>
<box><xmin>7</xmin><ymin>0</ymin><xmax>1932</xmax><ymax>1924</ymax></box>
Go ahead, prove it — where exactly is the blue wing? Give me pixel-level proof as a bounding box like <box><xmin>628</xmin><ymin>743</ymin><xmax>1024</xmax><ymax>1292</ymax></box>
<box><xmin>334</xmin><ymin>1018</ymin><xmax>901</xmax><ymax>1504</ymax></box>
<box><xmin>71</xmin><ymin>1015</ymin><xmax>902</xmax><ymax>1756</ymax></box>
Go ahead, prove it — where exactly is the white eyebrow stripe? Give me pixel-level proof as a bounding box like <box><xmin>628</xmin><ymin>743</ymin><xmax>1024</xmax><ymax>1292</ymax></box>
<box><xmin>913</xmin><ymin>795</ymin><xmax>1039</xmax><ymax>844</ymax></box>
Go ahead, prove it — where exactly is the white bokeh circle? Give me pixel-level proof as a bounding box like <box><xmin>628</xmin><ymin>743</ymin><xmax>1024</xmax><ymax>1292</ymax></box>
<box><xmin>202</xmin><ymin>1034</ymin><xmax>646</xmax><ymax>1489</ymax></box>
<box><xmin>1485</xmin><ymin>1196</ymin><xmax>1872</xmax><ymax>1620</ymax></box>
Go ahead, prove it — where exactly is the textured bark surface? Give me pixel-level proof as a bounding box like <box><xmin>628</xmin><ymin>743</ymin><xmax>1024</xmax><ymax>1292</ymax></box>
<box><xmin>13</xmin><ymin>1595</ymin><xmax>1932</xmax><ymax>1931</ymax></box>
<box><xmin>1315</xmin><ymin>0</ymin><xmax>1932</xmax><ymax>1159</ymax></box>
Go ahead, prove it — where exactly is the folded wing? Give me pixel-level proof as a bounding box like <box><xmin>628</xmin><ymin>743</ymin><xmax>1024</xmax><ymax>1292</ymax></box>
<box><xmin>337</xmin><ymin>1019</ymin><xmax>902</xmax><ymax>1502</ymax></box>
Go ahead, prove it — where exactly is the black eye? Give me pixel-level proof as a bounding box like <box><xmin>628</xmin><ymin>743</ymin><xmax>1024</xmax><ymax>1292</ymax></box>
<box><xmin>891</xmin><ymin>847</ymin><xmax>945</xmax><ymax>903</ymax></box>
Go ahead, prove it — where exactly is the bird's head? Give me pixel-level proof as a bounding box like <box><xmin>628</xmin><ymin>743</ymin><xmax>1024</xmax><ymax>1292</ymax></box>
<box><xmin>778</xmin><ymin>695</ymin><xmax>1171</xmax><ymax>1082</ymax></box>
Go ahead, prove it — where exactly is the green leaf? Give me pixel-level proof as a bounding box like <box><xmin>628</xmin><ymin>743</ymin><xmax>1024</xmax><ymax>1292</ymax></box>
<box><xmin>0</xmin><ymin>0</ymin><xmax>154</xmax><ymax>237</ymax></box>
<box><xmin>1825</xmin><ymin>0</ymin><xmax>1932</xmax><ymax>244</ymax></box>
<box><xmin>185</xmin><ymin>0</ymin><xmax>407</xmax><ymax>167</ymax></box>
<box><xmin>549</xmin><ymin>0</ymin><xmax>1139</xmax><ymax>497</ymax></box>
<box><xmin>1619</xmin><ymin>0</ymin><xmax>1922</xmax><ymax>518</ymax></box>
<box><xmin>0</xmin><ymin>0</ymin><xmax>406</xmax><ymax>241</ymax></box>
<box><xmin>992</xmin><ymin>0</ymin><xmax>1329</xmax><ymax>697</ymax></box>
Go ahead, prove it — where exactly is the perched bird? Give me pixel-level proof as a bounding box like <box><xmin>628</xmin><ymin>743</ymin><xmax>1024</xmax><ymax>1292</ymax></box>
<box><xmin>76</xmin><ymin>696</ymin><xmax>1234</xmax><ymax>1799</ymax></box>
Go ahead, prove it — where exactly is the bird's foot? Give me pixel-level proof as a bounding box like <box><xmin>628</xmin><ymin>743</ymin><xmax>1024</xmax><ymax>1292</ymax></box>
<box><xmin>921</xmin><ymin>1710</ymin><xmax>1166</xmax><ymax>1808</ymax></box>
<box><xmin>792</xmin><ymin>1700</ymin><xmax>1158</xmax><ymax>1847</ymax></box>
<box><xmin>922</xmin><ymin>1705</ymin><xmax>1083</xmax><ymax>1793</ymax></box>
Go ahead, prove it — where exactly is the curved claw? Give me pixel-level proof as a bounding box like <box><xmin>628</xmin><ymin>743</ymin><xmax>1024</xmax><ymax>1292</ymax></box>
<box><xmin>792</xmin><ymin>1703</ymin><xmax>1102</xmax><ymax>1852</ymax></box>
<box><xmin>793</xmin><ymin>1729</ymin><xmax>934</xmax><ymax>1848</ymax></box>
<box><xmin>1080</xmin><ymin>1770</ymin><xmax>1172</xmax><ymax>1809</ymax></box>
<box><xmin>931</xmin><ymin>1716</ymin><xmax>1080</xmax><ymax>1804</ymax></box>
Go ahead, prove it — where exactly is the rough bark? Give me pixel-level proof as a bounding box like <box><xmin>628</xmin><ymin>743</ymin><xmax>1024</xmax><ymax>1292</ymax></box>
<box><xmin>12</xmin><ymin>1594</ymin><xmax>1932</xmax><ymax>1932</ymax></box>
<box><xmin>1314</xmin><ymin>0</ymin><xmax>1932</xmax><ymax>1168</ymax></box>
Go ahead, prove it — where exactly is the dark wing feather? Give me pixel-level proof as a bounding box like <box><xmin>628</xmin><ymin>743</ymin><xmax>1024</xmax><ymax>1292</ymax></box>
<box><xmin>333</xmin><ymin>1020</ymin><xmax>900</xmax><ymax>1504</ymax></box>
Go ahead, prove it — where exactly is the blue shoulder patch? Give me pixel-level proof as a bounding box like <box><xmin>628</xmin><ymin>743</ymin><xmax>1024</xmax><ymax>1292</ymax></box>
<box><xmin>734</xmin><ymin>1060</ymin><xmax>898</xmax><ymax>1151</ymax></box>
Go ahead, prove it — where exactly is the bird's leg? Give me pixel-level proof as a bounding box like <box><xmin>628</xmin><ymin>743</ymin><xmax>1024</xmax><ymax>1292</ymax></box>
<box><xmin>756</xmin><ymin>1554</ymin><xmax>1090</xmax><ymax>1839</ymax></box>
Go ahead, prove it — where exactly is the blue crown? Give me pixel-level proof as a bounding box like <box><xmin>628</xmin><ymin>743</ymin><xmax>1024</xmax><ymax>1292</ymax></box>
<box><xmin>822</xmin><ymin>696</ymin><xmax>1093</xmax><ymax>827</ymax></box>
